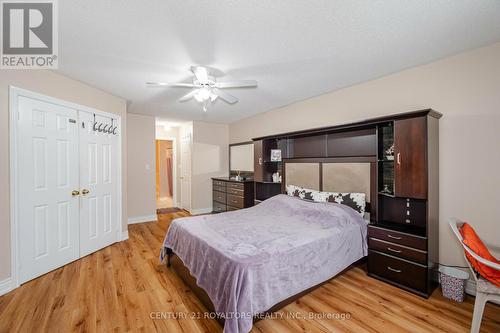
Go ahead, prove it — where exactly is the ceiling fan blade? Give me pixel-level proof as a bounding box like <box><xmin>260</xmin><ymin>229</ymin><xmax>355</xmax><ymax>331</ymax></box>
<box><xmin>213</xmin><ymin>88</ymin><xmax>238</xmax><ymax>104</ymax></box>
<box><xmin>178</xmin><ymin>90</ymin><xmax>198</xmax><ymax>102</ymax></box>
<box><xmin>214</xmin><ymin>80</ymin><xmax>258</xmax><ymax>89</ymax></box>
<box><xmin>191</xmin><ymin>66</ymin><xmax>209</xmax><ymax>83</ymax></box>
<box><xmin>146</xmin><ymin>82</ymin><xmax>197</xmax><ymax>88</ymax></box>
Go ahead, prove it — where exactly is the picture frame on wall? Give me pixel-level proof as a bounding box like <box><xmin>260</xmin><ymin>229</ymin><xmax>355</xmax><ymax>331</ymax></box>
<box><xmin>270</xmin><ymin>149</ymin><xmax>282</xmax><ymax>162</ymax></box>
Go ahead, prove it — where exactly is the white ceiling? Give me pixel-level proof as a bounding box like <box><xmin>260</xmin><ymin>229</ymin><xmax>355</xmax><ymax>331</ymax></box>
<box><xmin>57</xmin><ymin>0</ymin><xmax>500</xmax><ymax>123</ymax></box>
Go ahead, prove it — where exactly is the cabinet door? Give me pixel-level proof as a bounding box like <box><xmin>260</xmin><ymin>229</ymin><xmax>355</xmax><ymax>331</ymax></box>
<box><xmin>394</xmin><ymin>117</ymin><xmax>427</xmax><ymax>199</ymax></box>
<box><xmin>253</xmin><ymin>140</ymin><xmax>263</xmax><ymax>182</ymax></box>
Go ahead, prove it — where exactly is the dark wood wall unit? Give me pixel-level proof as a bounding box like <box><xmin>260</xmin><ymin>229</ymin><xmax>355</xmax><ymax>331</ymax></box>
<box><xmin>252</xmin><ymin>109</ymin><xmax>441</xmax><ymax>141</ymax></box>
<box><xmin>253</xmin><ymin>140</ymin><xmax>264</xmax><ymax>182</ymax></box>
<box><xmin>255</xmin><ymin>182</ymin><xmax>282</xmax><ymax>203</ymax></box>
<box><xmin>253</xmin><ymin>139</ymin><xmax>284</xmax><ymax>202</ymax></box>
<box><xmin>212</xmin><ymin>178</ymin><xmax>254</xmax><ymax>213</ymax></box>
<box><xmin>394</xmin><ymin>117</ymin><xmax>427</xmax><ymax>199</ymax></box>
<box><xmin>252</xmin><ymin>109</ymin><xmax>441</xmax><ymax>298</ymax></box>
<box><xmin>277</xmin><ymin>138</ymin><xmax>289</xmax><ymax>159</ymax></box>
<box><xmin>327</xmin><ymin>128</ymin><xmax>376</xmax><ymax>157</ymax></box>
<box><xmin>288</xmin><ymin>134</ymin><xmax>327</xmax><ymax>158</ymax></box>
<box><xmin>378</xmin><ymin>196</ymin><xmax>427</xmax><ymax>230</ymax></box>
<box><xmin>370</xmin><ymin>113</ymin><xmax>439</xmax><ymax>298</ymax></box>
<box><xmin>426</xmin><ymin>116</ymin><xmax>440</xmax><ymax>263</ymax></box>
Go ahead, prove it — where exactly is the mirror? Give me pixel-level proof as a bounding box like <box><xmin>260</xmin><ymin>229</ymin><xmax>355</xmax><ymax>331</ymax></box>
<box><xmin>230</xmin><ymin>142</ymin><xmax>254</xmax><ymax>174</ymax></box>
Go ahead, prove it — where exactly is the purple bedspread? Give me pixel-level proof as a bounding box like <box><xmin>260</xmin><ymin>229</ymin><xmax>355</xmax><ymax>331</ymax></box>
<box><xmin>161</xmin><ymin>194</ymin><xmax>368</xmax><ymax>333</ymax></box>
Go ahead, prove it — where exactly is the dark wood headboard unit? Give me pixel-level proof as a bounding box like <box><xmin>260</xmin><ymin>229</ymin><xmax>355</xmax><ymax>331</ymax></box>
<box><xmin>252</xmin><ymin>109</ymin><xmax>442</xmax><ymax>298</ymax></box>
<box><xmin>281</xmin><ymin>157</ymin><xmax>377</xmax><ymax>216</ymax></box>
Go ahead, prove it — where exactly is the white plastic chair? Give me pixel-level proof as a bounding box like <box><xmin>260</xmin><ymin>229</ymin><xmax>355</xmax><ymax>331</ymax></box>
<box><xmin>449</xmin><ymin>218</ymin><xmax>500</xmax><ymax>333</ymax></box>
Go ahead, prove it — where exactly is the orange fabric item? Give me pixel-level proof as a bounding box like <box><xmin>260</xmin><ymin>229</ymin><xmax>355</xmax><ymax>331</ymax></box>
<box><xmin>460</xmin><ymin>223</ymin><xmax>500</xmax><ymax>287</ymax></box>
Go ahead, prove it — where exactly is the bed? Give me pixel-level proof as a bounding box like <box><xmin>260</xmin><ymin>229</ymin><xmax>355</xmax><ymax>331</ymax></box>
<box><xmin>161</xmin><ymin>161</ymin><xmax>374</xmax><ymax>333</ymax></box>
<box><xmin>161</xmin><ymin>195</ymin><xmax>367</xmax><ymax>333</ymax></box>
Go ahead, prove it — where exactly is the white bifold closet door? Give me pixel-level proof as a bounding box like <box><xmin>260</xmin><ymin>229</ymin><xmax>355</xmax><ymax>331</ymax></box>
<box><xmin>18</xmin><ymin>97</ymin><xmax>81</xmax><ymax>283</ymax></box>
<box><xmin>79</xmin><ymin>111</ymin><xmax>119</xmax><ymax>257</ymax></box>
<box><xmin>17</xmin><ymin>96</ymin><xmax>119</xmax><ymax>284</ymax></box>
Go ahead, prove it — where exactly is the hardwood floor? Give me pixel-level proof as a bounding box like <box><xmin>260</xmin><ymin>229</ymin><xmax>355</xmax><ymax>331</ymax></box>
<box><xmin>1</xmin><ymin>211</ymin><xmax>499</xmax><ymax>333</ymax></box>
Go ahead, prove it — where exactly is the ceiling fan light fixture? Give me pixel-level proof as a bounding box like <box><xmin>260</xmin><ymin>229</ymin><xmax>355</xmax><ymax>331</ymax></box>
<box><xmin>146</xmin><ymin>66</ymin><xmax>257</xmax><ymax>112</ymax></box>
<box><xmin>194</xmin><ymin>87</ymin><xmax>211</xmax><ymax>102</ymax></box>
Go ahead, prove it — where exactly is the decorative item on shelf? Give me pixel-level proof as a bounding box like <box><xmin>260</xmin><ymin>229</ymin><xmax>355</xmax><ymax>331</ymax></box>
<box><xmin>381</xmin><ymin>184</ymin><xmax>392</xmax><ymax>194</ymax></box>
<box><xmin>385</xmin><ymin>144</ymin><xmax>394</xmax><ymax>160</ymax></box>
<box><xmin>270</xmin><ymin>149</ymin><xmax>282</xmax><ymax>162</ymax></box>
<box><xmin>234</xmin><ymin>170</ymin><xmax>242</xmax><ymax>181</ymax></box>
<box><xmin>272</xmin><ymin>172</ymin><xmax>281</xmax><ymax>183</ymax></box>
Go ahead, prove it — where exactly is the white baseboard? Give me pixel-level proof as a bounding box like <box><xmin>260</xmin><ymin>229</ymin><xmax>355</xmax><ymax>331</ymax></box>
<box><xmin>0</xmin><ymin>277</ymin><xmax>12</xmax><ymax>297</ymax></box>
<box><xmin>121</xmin><ymin>229</ymin><xmax>129</xmax><ymax>241</ymax></box>
<box><xmin>128</xmin><ymin>214</ymin><xmax>158</xmax><ymax>224</ymax></box>
<box><xmin>190</xmin><ymin>208</ymin><xmax>212</xmax><ymax>215</ymax></box>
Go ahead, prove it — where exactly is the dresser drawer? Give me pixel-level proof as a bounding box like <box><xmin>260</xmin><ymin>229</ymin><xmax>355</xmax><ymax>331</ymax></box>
<box><xmin>213</xmin><ymin>191</ymin><xmax>226</xmax><ymax>204</ymax></box>
<box><xmin>213</xmin><ymin>185</ymin><xmax>225</xmax><ymax>193</ymax></box>
<box><xmin>227</xmin><ymin>187</ymin><xmax>244</xmax><ymax>196</ymax></box>
<box><xmin>369</xmin><ymin>238</ymin><xmax>427</xmax><ymax>264</ymax></box>
<box><xmin>227</xmin><ymin>182</ymin><xmax>244</xmax><ymax>190</ymax></box>
<box><xmin>213</xmin><ymin>180</ymin><xmax>226</xmax><ymax>187</ymax></box>
<box><xmin>213</xmin><ymin>201</ymin><xmax>226</xmax><ymax>213</ymax></box>
<box><xmin>227</xmin><ymin>194</ymin><xmax>244</xmax><ymax>208</ymax></box>
<box><xmin>368</xmin><ymin>225</ymin><xmax>426</xmax><ymax>251</ymax></box>
<box><xmin>368</xmin><ymin>250</ymin><xmax>427</xmax><ymax>292</ymax></box>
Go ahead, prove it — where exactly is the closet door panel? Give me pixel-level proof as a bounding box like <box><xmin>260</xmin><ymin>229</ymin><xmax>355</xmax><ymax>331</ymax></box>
<box><xmin>394</xmin><ymin>117</ymin><xmax>427</xmax><ymax>199</ymax></box>
<box><xmin>79</xmin><ymin>111</ymin><xmax>119</xmax><ymax>256</ymax></box>
<box><xmin>17</xmin><ymin>97</ymin><xmax>80</xmax><ymax>284</ymax></box>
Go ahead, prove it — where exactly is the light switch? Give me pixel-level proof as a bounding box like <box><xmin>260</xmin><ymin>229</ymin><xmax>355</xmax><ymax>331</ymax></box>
<box><xmin>145</xmin><ymin>164</ymin><xmax>150</xmax><ymax>170</ymax></box>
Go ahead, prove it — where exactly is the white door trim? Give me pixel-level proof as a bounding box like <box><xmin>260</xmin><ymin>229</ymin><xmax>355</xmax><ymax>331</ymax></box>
<box><xmin>9</xmin><ymin>86</ymin><xmax>123</xmax><ymax>291</ymax></box>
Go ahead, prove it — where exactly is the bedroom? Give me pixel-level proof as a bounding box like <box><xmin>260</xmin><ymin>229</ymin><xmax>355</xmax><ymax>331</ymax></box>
<box><xmin>0</xmin><ymin>1</ymin><xmax>500</xmax><ymax>332</ymax></box>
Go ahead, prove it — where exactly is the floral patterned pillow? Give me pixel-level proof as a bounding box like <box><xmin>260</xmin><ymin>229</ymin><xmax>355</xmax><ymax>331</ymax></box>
<box><xmin>286</xmin><ymin>184</ymin><xmax>366</xmax><ymax>216</ymax></box>
<box><xmin>286</xmin><ymin>184</ymin><xmax>317</xmax><ymax>201</ymax></box>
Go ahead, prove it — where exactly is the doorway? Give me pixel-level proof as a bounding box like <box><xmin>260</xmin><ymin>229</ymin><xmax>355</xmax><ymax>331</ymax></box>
<box><xmin>156</xmin><ymin>140</ymin><xmax>175</xmax><ymax>209</ymax></box>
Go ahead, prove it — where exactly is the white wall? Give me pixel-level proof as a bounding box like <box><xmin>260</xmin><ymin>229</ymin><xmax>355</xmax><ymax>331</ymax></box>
<box><xmin>229</xmin><ymin>42</ymin><xmax>500</xmax><ymax>266</ymax></box>
<box><xmin>127</xmin><ymin>113</ymin><xmax>157</xmax><ymax>222</ymax></box>
<box><xmin>191</xmin><ymin>121</ymin><xmax>229</xmax><ymax>214</ymax></box>
<box><xmin>0</xmin><ymin>70</ymin><xmax>127</xmax><ymax>281</ymax></box>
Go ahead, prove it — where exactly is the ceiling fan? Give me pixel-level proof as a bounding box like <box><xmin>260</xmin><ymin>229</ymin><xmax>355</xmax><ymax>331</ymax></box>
<box><xmin>146</xmin><ymin>66</ymin><xmax>257</xmax><ymax>112</ymax></box>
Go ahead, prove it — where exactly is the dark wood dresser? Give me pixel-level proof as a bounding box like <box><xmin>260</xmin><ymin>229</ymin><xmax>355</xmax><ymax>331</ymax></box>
<box><xmin>367</xmin><ymin>113</ymin><xmax>440</xmax><ymax>298</ymax></box>
<box><xmin>212</xmin><ymin>177</ymin><xmax>254</xmax><ymax>213</ymax></box>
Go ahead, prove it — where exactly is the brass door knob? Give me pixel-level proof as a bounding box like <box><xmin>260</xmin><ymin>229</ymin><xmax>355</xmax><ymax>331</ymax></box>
<box><xmin>71</xmin><ymin>190</ymin><xmax>80</xmax><ymax>196</ymax></box>
<box><xmin>81</xmin><ymin>189</ymin><xmax>90</xmax><ymax>195</ymax></box>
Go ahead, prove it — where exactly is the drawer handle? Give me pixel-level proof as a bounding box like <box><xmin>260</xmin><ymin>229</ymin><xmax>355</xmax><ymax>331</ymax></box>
<box><xmin>232</xmin><ymin>200</ymin><xmax>238</xmax><ymax>203</ymax></box>
<box><xmin>387</xmin><ymin>247</ymin><xmax>402</xmax><ymax>253</ymax></box>
<box><xmin>387</xmin><ymin>234</ymin><xmax>402</xmax><ymax>240</ymax></box>
<box><xmin>387</xmin><ymin>266</ymin><xmax>402</xmax><ymax>273</ymax></box>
